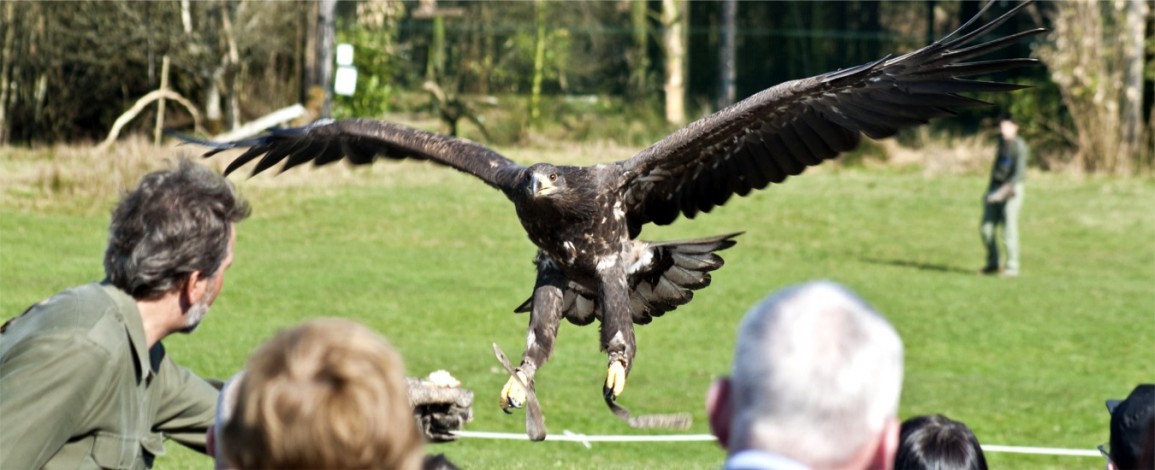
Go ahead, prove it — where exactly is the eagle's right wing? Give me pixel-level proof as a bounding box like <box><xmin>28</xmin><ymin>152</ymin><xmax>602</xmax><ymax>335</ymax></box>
<box><xmin>616</xmin><ymin>1</ymin><xmax>1043</xmax><ymax>227</ymax></box>
<box><xmin>181</xmin><ymin>119</ymin><xmax>524</xmax><ymax>191</ymax></box>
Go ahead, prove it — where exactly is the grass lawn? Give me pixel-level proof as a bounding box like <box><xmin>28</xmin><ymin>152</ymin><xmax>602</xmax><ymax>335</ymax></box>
<box><xmin>2</xmin><ymin>147</ymin><xmax>1152</xmax><ymax>469</ymax></box>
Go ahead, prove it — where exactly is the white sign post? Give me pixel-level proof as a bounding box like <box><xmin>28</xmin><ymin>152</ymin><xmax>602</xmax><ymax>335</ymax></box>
<box><xmin>334</xmin><ymin>43</ymin><xmax>357</xmax><ymax>96</ymax></box>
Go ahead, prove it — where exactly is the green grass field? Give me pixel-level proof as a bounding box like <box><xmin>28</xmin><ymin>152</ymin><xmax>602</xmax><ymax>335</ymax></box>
<box><xmin>2</xmin><ymin>147</ymin><xmax>1152</xmax><ymax>469</ymax></box>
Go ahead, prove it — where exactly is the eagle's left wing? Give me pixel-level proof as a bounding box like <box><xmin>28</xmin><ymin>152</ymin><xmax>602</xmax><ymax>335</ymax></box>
<box><xmin>618</xmin><ymin>1</ymin><xmax>1043</xmax><ymax>227</ymax></box>
<box><xmin>181</xmin><ymin>118</ymin><xmax>523</xmax><ymax>191</ymax></box>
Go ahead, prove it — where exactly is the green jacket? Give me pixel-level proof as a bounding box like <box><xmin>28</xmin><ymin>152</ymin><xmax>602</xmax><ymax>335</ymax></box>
<box><xmin>0</xmin><ymin>283</ymin><xmax>218</xmax><ymax>469</ymax></box>
<box><xmin>989</xmin><ymin>135</ymin><xmax>1029</xmax><ymax>188</ymax></box>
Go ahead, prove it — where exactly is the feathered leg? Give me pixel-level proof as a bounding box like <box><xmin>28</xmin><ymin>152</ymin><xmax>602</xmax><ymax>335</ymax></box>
<box><xmin>599</xmin><ymin>259</ymin><xmax>636</xmax><ymax>402</ymax></box>
<box><xmin>500</xmin><ymin>258</ymin><xmax>564</xmax><ymax>439</ymax></box>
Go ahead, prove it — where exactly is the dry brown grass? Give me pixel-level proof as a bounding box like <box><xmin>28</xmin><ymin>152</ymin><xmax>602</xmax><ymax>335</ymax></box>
<box><xmin>0</xmin><ymin>134</ymin><xmax>482</xmax><ymax>213</ymax></box>
<box><xmin>0</xmin><ymin>136</ymin><xmax>174</xmax><ymax>213</ymax></box>
<box><xmin>882</xmin><ymin>127</ymin><xmax>996</xmax><ymax>176</ymax></box>
<box><xmin>2</xmin><ymin>129</ymin><xmax>1043</xmax><ymax>214</ymax></box>
<box><xmin>0</xmin><ymin>131</ymin><xmax>648</xmax><ymax>213</ymax></box>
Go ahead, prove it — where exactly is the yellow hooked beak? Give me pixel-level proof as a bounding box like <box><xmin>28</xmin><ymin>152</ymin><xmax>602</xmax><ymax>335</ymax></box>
<box><xmin>530</xmin><ymin>173</ymin><xmax>557</xmax><ymax>197</ymax></box>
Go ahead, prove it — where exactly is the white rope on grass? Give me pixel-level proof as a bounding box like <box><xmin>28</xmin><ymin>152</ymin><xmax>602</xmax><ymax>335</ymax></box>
<box><xmin>452</xmin><ymin>430</ymin><xmax>1102</xmax><ymax>458</ymax></box>
<box><xmin>453</xmin><ymin>430</ymin><xmax>716</xmax><ymax>443</ymax></box>
<box><xmin>980</xmin><ymin>444</ymin><xmax>1100</xmax><ymax>457</ymax></box>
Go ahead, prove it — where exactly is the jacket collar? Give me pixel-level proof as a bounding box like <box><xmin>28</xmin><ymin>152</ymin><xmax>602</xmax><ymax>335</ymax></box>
<box><xmin>100</xmin><ymin>282</ymin><xmax>155</xmax><ymax>383</ymax></box>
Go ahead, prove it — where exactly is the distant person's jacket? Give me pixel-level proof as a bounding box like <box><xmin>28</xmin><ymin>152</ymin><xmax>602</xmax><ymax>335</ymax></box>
<box><xmin>989</xmin><ymin>136</ymin><xmax>1029</xmax><ymax>189</ymax></box>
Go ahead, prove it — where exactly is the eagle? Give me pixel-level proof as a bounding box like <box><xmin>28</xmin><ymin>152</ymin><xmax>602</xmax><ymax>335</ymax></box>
<box><xmin>185</xmin><ymin>1</ymin><xmax>1041</xmax><ymax>440</ymax></box>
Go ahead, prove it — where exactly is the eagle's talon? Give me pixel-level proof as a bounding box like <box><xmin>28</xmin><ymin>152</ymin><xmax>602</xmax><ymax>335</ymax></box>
<box><xmin>604</xmin><ymin>360</ymin><xmax>627</xmax><ymax>400</ymax></box>
<box><xmin>500</xmin><ymin>369</ymin><xmax>529</xmax><ymax>412</ymax></box>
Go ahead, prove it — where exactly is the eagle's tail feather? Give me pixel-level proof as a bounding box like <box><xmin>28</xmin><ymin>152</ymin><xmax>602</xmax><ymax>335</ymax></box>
<box><xmin>627</xmin><ymin>232</ymin><xmax>742</xmax><ymax>324</ymax></box>
<box><xmin>513</xmin><ymin>232</ymin><xmax>741</xmax><ymax>326</ymax></box>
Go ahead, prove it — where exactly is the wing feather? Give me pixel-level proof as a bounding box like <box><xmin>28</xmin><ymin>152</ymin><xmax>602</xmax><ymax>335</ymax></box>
<box><xmin>714</xmin><ymin>160</ymin><xmax>737</xmax><ymax>207</ymax></box>
<box><xmin>618</xmin><ymin>1</ymin><xmax>1043</xmax><ymax>226</ymax></box>
<box><xmin>772</xmin><ymin>125</ymin><xmax>814</xmax><ymax>173</ymax></box>
<box><xmin>790</xmin><ymin>121</ymin><xmax>834</xmax><ymax>166</ymax></box>
<box><xmin>179</xmin><ymin>119</ymin><xmax>523</xmax><ymax>190</ymax></box>
<box><xmin>731</xmin><ymin>145</ymin><xmax>766</xmax><ymax>195</ymax></box>
<box><xmin>753</xmin><ymin>135</ymin><xmax>791</xmax><ymax>184</ymax></box>
<box><xmin>724</xmin><ymin>150</ymin><xmax>754</xmax><ymax>198</ymax></box>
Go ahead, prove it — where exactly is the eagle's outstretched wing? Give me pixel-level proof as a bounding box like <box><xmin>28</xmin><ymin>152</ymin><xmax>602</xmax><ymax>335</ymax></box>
<box><xmin>618</xmin><ymin>1</ymin><xmax>1044</xmax><ymax>227</ymax></box>
<box><xmin>184</xmin><ymin>118</ymin><xmax>524</xmax><ymax>190</ymax></box>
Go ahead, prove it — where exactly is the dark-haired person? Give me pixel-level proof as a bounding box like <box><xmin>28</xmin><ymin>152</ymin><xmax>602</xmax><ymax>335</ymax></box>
<box><xmin>0</xmin><ymin>159</ymin><xmax>251</xmax><ymax>469</ymax></box>
<box><xmin>979</xmin><ymin>113</ymin><xmax>1029</xmax><ymax>277</ymax></box>
<box><xmin>1102</xmin><ymin>384</ymin><xmax>1155</xmax><ymax>470</ymax></box>
<box><xmin>895</xmin><ymin>414</ymin><xmax>988</xmax><ymax>470</ymax></box>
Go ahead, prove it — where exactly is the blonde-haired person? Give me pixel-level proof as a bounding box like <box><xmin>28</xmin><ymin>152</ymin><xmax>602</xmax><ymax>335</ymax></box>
<box><xmin>211</xmin><ymin>318</ymin><xmax>426</xmax><ymax>470</ymax></box>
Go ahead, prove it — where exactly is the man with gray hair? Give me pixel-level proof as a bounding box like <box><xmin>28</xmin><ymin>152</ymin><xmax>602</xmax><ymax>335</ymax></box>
<box><xmin>706</xmin><ymin>281</ymin><xmax>904</xmax><ymax>470</ymax></box>
<box><xmin>0</xmin><ymin>159</ymin><xmax>250</xmax><ymax>469</ymax></box>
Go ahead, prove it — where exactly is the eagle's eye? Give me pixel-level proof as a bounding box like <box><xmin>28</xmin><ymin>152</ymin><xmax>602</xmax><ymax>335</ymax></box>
<box><xmin>549</xmin><ymin>173</ymin><xmax>558</xmax><ymax>182</ymax></box>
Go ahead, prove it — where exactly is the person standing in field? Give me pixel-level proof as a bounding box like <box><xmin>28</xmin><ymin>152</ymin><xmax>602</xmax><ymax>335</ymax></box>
<box><xmin>0</xmin><ymin>159</ymin><xmax>250</xmax><ymax>469</ymax></box>
<box><xmin>979</xmin><ymin>113</ymin><xmax>1028</xmax><ymax>277</ymax></box>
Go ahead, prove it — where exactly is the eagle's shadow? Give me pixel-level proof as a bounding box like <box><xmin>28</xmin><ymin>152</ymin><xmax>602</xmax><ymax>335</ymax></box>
<box><xmin>861</xmin><ymin>257</ymin><xmax>974</xmax><ymax>275</ymax></box>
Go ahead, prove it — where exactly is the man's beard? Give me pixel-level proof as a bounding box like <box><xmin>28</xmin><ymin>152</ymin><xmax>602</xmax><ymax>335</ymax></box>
<box><xmin>180</xmin><ymin>301</ymin><xmax>210</xmax><ymax>334</ymax></box>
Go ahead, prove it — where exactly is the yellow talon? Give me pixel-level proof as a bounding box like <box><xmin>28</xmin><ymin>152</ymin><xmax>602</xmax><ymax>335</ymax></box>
<box><xmin>500</xmin><ymin>370</ymin><xmax>529</xmax><ymax>411</ymax></box>
<box><xmin>605</xmin><ymin>360</ymin><xmax>627</xmax><ymax>400</ymax></box>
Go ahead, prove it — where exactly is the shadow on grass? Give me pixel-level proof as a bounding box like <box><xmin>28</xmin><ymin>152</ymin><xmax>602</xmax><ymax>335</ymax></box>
<box><xmin>861</xmin><ymin>257</ymin><xmax>975</xmax><ymax>275</ymax></box>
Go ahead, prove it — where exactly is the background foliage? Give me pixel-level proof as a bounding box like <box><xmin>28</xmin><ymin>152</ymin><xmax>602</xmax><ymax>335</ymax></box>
<box><xmin>3</xmin><ymin>1</ymin><xmax>1149</xmax><ymax>172</ymax></box>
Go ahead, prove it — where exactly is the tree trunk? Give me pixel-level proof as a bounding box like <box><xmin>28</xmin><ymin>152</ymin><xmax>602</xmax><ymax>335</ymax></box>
<box><xmin>316</xmin><ymin>0</ymin><xmax>337</xmax><ymax>119</ymax></box>
<box><xmin>304</xmin><ymin>1</ymin><xmax>318</xmax><ymax>100</ymax></box>
<box><xmin>479</xmin><ymin>2</ymin><xmax>494</xmax><ymax>95</ymax></box>
<box><xmin>0</xmin><ymin>1</ymin><xmax>15</xmax><ymax>144</ymax></box>
<box><xmin>530</xmin><ymin>0</ymin><xmax>546</xmax><ymax>123</ymax></box>
<box><xmin>716</xmin><ymin>0</ymin><xmax>736</xmax><ymax>109</ymax></box>
<box><xmin>427</xmin><ymin>15</ymin><xmax>446</xmax><ymax>81</ymax></box>
<box><xmin>180</xmin><ymin>0</ymin><xmax>193</xmax><ymax>35</ymax></box>
<box><xmin>219</xmin><ymin>0</ymin><xmax>242</xmax><ymax>131</ymax></box>
<box><xmin>628</xmin><ymin>0</ymin><xmax>651</xmax><ymax>100</ymax></box>
<box><xmin>1120</xmin><ymin>0</ymin><xmax>1147</xmax><ymax>163</ymax></box>
<box><xmin>661</xmin><ymin>0</ymin><xmax>686</xmax><ymax>125</ymax></box>
<box><xmin>205</xmin><ymin>69</ymin><xmax>222</xmax><ymax>134</ymax></box>
<box><xmin>926</xmin><ymin>0</ymin><xmax>936</xmax><ymax>44</ymax></box>
<box><xmin>153</xmin><ymin>56</ymin><xmax>169</xmax><ymax>144</ymax></box>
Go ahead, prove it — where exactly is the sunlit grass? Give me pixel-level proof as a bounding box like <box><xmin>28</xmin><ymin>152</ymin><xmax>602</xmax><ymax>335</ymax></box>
<box><xmin>2</xmin><ymin>142</ymin><xmax>1152</xmax><ymax>469</ymax></box>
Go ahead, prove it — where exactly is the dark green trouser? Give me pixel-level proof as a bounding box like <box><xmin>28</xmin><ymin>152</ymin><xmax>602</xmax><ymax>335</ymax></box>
<box><xmin>980</xmin><ymin>183</ymin><xmax>1024</xmax><ymax>272</ymax></box>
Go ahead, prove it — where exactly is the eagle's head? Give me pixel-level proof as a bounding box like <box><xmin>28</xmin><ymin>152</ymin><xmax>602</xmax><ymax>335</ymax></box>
<box><xmin>526</xmin><ymin>163</ymin><xmax>568</xmax><ymax>199</ymax></box>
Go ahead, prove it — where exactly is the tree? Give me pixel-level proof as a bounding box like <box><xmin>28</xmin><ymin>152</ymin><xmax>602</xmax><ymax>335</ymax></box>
<box><xmin>1120</xmin><ymin>0</ymin><xmax>1147</xmax><ymax>163</ymax></box>
<box><xmin>661</xmin><ymin>0</ymin><xmax>687</xmax><ymax>125</ymax></box>
<box><xmin>716</xmin><ymin>0</ymin><xmax>737</xmax><ymax>109</ymax></box>
<box><xmin>627</xmin><ymin>0</ymin><xmax>653</xmax><ymax>100</ymax></box>
<box><xmin>1035</xmin><ymin>0</ymin><xmax>1152</xmax><ymax>173</ymax></box>
<box><xmin>530</xmin><ymin>0</ymin><xmax>547</xmax><ymax>123</ymax></box>
<box><xmin>0</xmin><ymin>1</ymin><xmax>308</xmax><ymax>143</ymax></box>
<box><xmin>315</xmin><ymin>0</ymin><xmax>337</xmax><ymax>119</ymax></box>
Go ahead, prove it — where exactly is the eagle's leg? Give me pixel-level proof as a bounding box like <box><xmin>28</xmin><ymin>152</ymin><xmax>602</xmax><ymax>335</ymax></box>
<box><xmin>599</xmin><ymin>261</ymin><xmax>636</xmax><ymax>402</ymax></box>
<box><xmin>500</xmin><ymin>262</ymin><xmax>565</xmax><ymax>412</ymax></box>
